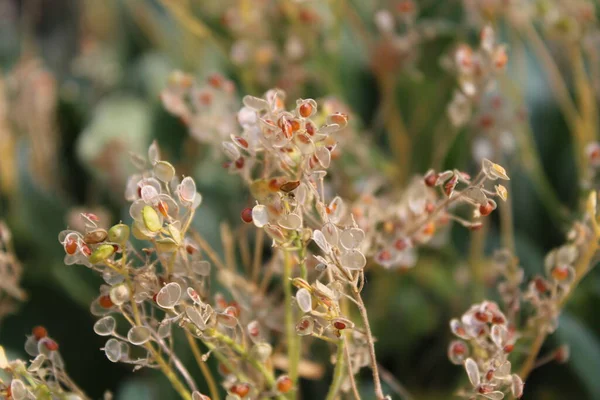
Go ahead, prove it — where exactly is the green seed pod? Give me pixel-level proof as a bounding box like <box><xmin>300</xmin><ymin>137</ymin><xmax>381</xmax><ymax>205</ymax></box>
<box><xmin>142</xmin><ymin>206</ymin><xmax>162</xmax><ymax>232</ymax></box>
<box><xmin>89</xmin><ymin>244</ymin><xmax>115</xmax><ymax>264</ymax></box>
<box><xmin>108</xmin><ymin>224</ymin><xmax>130</xmax><ymax>244</ymax></box>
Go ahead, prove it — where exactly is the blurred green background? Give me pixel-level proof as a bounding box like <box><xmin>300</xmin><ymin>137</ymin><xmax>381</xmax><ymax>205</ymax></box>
<box><xmin>0</xmin><ymin>0</ymin><xmax>599</xmax><ymax>399</ymax></box>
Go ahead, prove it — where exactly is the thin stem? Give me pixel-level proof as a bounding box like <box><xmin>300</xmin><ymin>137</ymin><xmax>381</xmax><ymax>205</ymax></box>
<box><xmin>252</xmin><ymin>229</ymin><xmax>265</xmax><ymax>282</ymax></box>
<box><xmin>344</xmin><ymin>338</ymin><xmax>361</xmax><ymax>400</ymax></box>
<box><xmin>379</xmin><ymin>363</ymin><xmax>414</xmax><ymax>400</ymax></box>
<box><xmin>519</xmin><ymin>231</ymin><xmax>598</xmax><ymax>380</ymax></box>
<box><xmin>208</xmin><ymin>329</ymin><xmax>286</xmax><ymax>400</ymax></box>
<box><xmin>325</xmin><ymin>339</ymin><xmax>346</xmax><ymax>400</ymax></box>
<box><xmin>186</xmin><ymin>332</ymin><xmax>221</xmax><ymax>400</ymax></box>
<box><xmin>283</xmin><ymin>250</ymin><xmax>300</xmax><ymax>397</ymax></box>
<box><xmin>352</xmin><ymin>289</ymin><xmax>385</xmax><ymax>400</ymax></box>
<box><xmin>125</xmin><ymin>277</ymin><xmax>192</xmax><ymax>400</ymax></box>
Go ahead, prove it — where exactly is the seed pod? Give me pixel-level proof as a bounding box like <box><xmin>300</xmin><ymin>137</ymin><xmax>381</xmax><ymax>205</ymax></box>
<box><xmin>142</xmin><ymin>206</ymin><xmax>163</xmax><ymax>232</ymax></box>
<box><xmin>108</xmin><ymin>224</ymin><xmax>130</xmax><ymax>244</ymax></box>
<box><xmin>89</xmin><ymin>244</ymin><xmax>115</xmax><ymax>264</ymax></box>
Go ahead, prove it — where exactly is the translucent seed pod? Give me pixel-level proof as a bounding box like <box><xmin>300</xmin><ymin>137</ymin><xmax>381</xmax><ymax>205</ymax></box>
<box><xmin>156</xmin><ymin>282</ymin><xmax>182</xmax><ymax>309</ymax></box>
<box><xmin>94</xmin><ymin>316</ymin><xmax>117</xmax><ymax>337</ymax></box>
<box><xmin>104</xmin><ymin>338</ymin><xmax>122</xmax><ymax>362</ymax></box>
<box><xmin>127</xmin><ymin>326</ymin><xmax>152</xmax><ymax>345</ymax></box>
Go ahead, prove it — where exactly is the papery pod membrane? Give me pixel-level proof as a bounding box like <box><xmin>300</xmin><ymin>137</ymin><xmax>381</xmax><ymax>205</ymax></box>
<box><xmin>464</xmin><ymin>358</ymin><xmax>480</xmax><ymax>387</ymax></box>
<box><xmin>156</xmin><ymin>282</ymin><xmax>182</xmax><ymax>309</ymax></box>
<box><xmin>251</xmin><ymin>343</ymin><xmax>272</xmax><ymax>362</ymax></box>
<box><xmin>141</xmin><ymin>185</ymin><xmax>160</xmax><ymax>204</ymax></box>
<box><xmin>278</xmin><ymin>213</ymin><xmax>302</xmax><ymax>230</ymax></box>
<box><xmin>186</xmin><ymin>306</ymin><xmax>207</xmax><ymax>330</ymax></box>
<box><xmin>192</xmin><ymin>260</ymin><xmax>211</xmax><ymax>276</ymax></box>
<box><xmin>104</xmin><ymin>338</ymin><xmax>121</xmax><ymax>362</ymax></box>
<box><xmin>312</xmin><ymin>230</ymin><xmax>331</xmax><ymax>254</ymax></box>
<box><xmin>127</xmin><ymin>326</ymin><xmax>151</xmax><ymax>345</ymax></box>
<box><xmin>156</xmin><ymin>238</ymin><xmax>179</xmax><ymax>253</ymax></box>
<box><xmin>108</xmin><ymin>224</ymin><xmax>130</xmax><ymax>244</ymax></box>
<box><xmin>148</xmin><ymin>141</ymin><xmax>160</xmax><ymax>165</ymax></box>
<box><xmin>110</xmin><ymin>284</ymin><xmax>130</xmax><ymax>306</ymax></box>
<box><xmin>243</xmin><ymin>95</ymin><xmax>268</xmax><ymax>110</ymax></box>
<box><xmin>340</xmin><ymin>250</ymin><xmax>366</xmax><ymax>270</ymax></box>
<box><xmin>154</xmin><ymin>161</ymin><xmax>176</xmax><ymax>182</ymax></box>
<box><xmin>296</xmin><ymin>288</ymin><xmax>312</xmax><ymax>313</ymax></box>
<box><xmin>339</xmin><ymin>228</ymin><xmax>364</xmax><ymax>250</ymax></box>
<box><xmin>94</xmin><ymin>316</ymin><xmax>116</xmax><ymax>336</ymax></box>
<box><xmin>27</xmin><ymin>354</ymin><xmax>46</xmax><ymax>372</ymax></box>
<box><xmin>178</xmin><ymin>177</ymin><xmax>197</xmax><ymax>204</ymax></box>
<box><xmin>10</xmin><ymin>379</ymin><xmax>27</xmax><ymax>400</ymax></box>
<box><xmin>252</xmin><ymin>205</ymin><xmax>269</xmax><ymax>228</ymax></box>
<box><xmin>321</xmin><ymin>223</ymin><xmax>339</xmax><ymax>246</ymax></box>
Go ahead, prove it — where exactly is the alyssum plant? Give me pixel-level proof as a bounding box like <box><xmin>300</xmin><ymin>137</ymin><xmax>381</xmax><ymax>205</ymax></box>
<box><xmin>1</xmin><ymin>23</ymin><xmax>599</xmax><ymax>400</ymax></box>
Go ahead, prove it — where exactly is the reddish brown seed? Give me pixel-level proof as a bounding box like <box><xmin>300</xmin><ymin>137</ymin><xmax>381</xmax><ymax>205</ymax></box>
<box><xmin>474</xmin><ymin>311</ymin><xmax>489</xmax><ymax>323</ymax></box>
<box><xmin>32</xmin><ymin>326</ymin><xmax>48</xmax><ymax>340</ymax></box>
<box><xmin>234</xmin><ymin>136</ymin><xmax>248</xmax><ymax>148</ymax></box>
<box><xmin>534</xmin><ymin>277</ymin><xmax>548</xmax><ymax>292</ymax></box>
<box><xmin>65</xmin><ymin>237</ymin><xmax>78</xmax><ymax>255</ymax></box>
<box><xmin>329</xmin><ymin>112</ymin><xmax>348</xmax><ymax>126</ymax></box>
<box><xmin>451</xmin><ymin>341</ymin><xmax>467</xmax><ymax>355</ymax></box>
<box><xmin>235</xmin><ymin>157</ymin><xmax>245</xmax><ymax>169</ymax></box>
<box><xmin>552</xmin><ymin>266</ymin><xmax>569</xmax><ymax>281</ymax></box>
<box><xmin>229</xmin><ymin>301</ymin><xmax>241</xmax><ymax>317</ymax></box>
<box><xmin>424</xmin><ymin>172</ymin><xmax>438</xmax><ymax>187</ymax></box>
<box><xmin>299</xmin><ymin>102</ymin><xmax>313</xmax><ymax>118</ymax></box>
<box><xmin>208</xmin><ymin>74</ymin><xmax>224</xmax><ymax>88</ymax></box>
<box><xmin>81</xmin><ymin>243</ymin><xmax>92</xmax><ymax>257</ymax></box>
<box><xmin>485</xmin><ymin>369</ymin><xmax>494</xmax><ymax>381</ymax></box>
<box><xmin>554</xmin><ymin>346</ymin><xmax>569</xmax><ymax>363</ymax></box>
<box><xmin>230</xmin><ymin>383</ymin><xmax>250</xmax><ymax>398</ymax></box>
<box><xmin>218</xmin><ymin>363</ymin><xmax>231</xmax><ymax>376</ymax></box>
<box><xmin>480</xmin><ymin>115</ymin><xmax>494</xmax><ymax>129</ymax></box>
<box><xmin>377</xmin><ymin>250</ymin><xmax>392</xmax><ymax>262</ymax></box>
<box><xmin>479</xmin><ymin>201</ymin><xmax>495</xmax><ymax>216</ymax></box>
<box><xmin>44</xmin><ymin>339</ymin><xmax>59</xmax><ymax>351</ymax></box>
<box><xmin>241</xmin><ymin>208</ymin><xmax>253</xmax><ymax>224</ymax></box>
<box><xmin>290</xmin><ymin>119</ymin><xmax>301</xmax><ymax>132</ymax></box>
<box><xmin>158</xmin><ymin>200</ymin><xmax>169</xmax><ymax>218</ymax></box>
<box><xmin>280</xmin><ymin>180</ymin><xmax>300</xmax><ymax>192</ymax></box>
<box><xmin>225</xmin><ymin>306</ymin><xmax>239</xmax><ymax>318</ymax></box>
<box><xmin>503</xmin><ymin>344</ymin><xmax>514</xmax><ymax>353</ymax></box>
<box><xmin>186</xmin><ymin>244</ymin><xmax>198</xmax><ymax>254</ymax></box>
<box><xmin>276</xmin><ymin>376</ymin><xmax>293</xmax><ymax>393</ymax></box>
<box><xmin>394</xmin><ymin>238</ymin><xmax>409</xmax><ymax>251</ymax></box>
<box><xmin>422</xmin><ymin>222</ymin><xmax>436</xmax><ymax>236</ymax></box>
<box><xmin>99</xmin><ymin>295</ymin><xmax>114</xmax><ymax>309</ymax></box>
<box><xmin>83</xmin><ymin>212</ymin><xmax>100</xmax><ymax>221</ymax></box>
<box><xmin>297</xmin><ymin>319</ymin><xmax>311</xmax><ymax>331</ymax></box>
<box><xmin>444</xmin><ymin>176</ymin><xmax>458</xmax><ymax>196</ymax></box>
<box><xmin>425</xmin><ymin>202</ymin><xmax>435</xmax><ymax>213</ymax></box>
<box><xmin>491</xmin><ymin>314</ymin><xmax>505</xmax><ymax>324</ymax></box>
<box><xmin>199</xmin><ymin>92</ymin><xmax>212</xmax><ymax>105</ymax></box>
<box><xmin>305</xmin><ymin>121</ymin><xmax>316</xmax><ymax>136</ymax></box>
<box><xmin>397</xmin><ymin>0</ymin><xmax>415</xmax><ymax>13</ymax></box>
<box><xmin>333</xmin><ymin>321</ymin><xmax>347</xmax><ymax>330</ymax></box>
